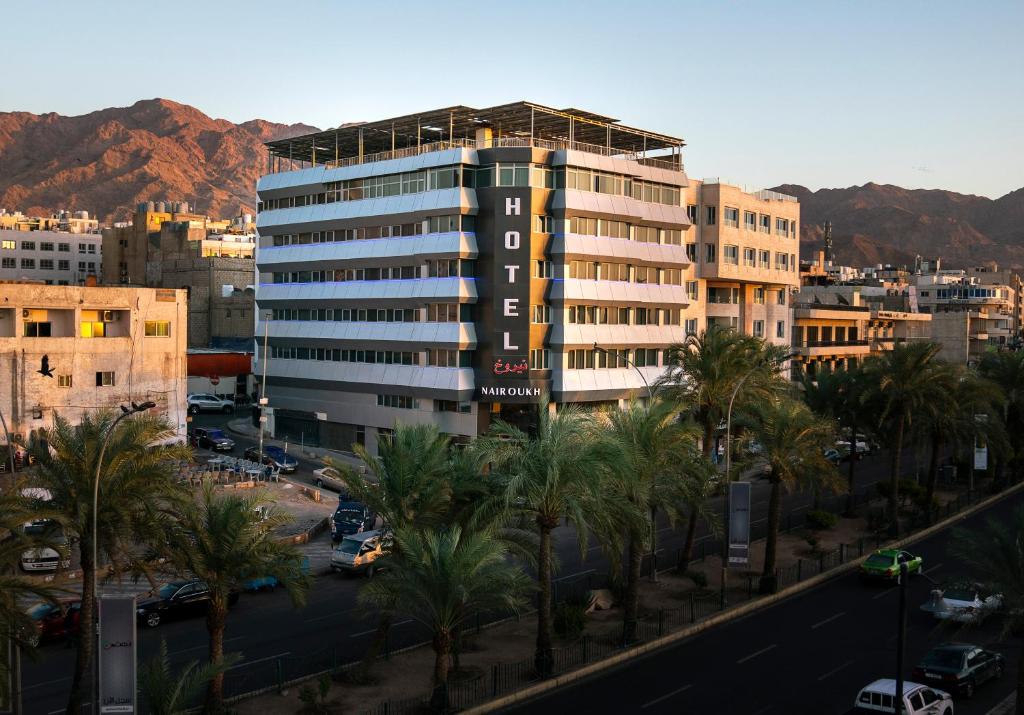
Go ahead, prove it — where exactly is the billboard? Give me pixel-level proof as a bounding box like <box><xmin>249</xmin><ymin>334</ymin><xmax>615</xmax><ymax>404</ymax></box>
<box><xmin>98</xmin><ymin>595</ymin><xmax>137</xmax><ymax>714</ymax></box>
<box><xmin>728</xmin><ymin>481</ymin><xmax>752</xmax><ymax>565</ymax></box>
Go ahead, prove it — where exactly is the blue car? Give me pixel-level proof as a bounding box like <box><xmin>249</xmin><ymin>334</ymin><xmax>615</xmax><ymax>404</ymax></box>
<box><xmin>243</xmin><ymin>556</ymin><xmax>311</xmax><ymax>592</ymax></box>
<box><xmin>244</xmin><ymin>445</ymin><xmax>298</xmax><ymax>473</ymax></box>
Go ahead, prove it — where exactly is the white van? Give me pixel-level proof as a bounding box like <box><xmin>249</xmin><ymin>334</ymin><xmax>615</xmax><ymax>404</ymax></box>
<box><xmin>20</xmin><ymin>488</ymin><xmax>69</xmax><ymax>573</ymax></box>
<box><xmin>853</xmin><ymin>679</ymin><xmax>952</xmax><ymax>714</ymax></box>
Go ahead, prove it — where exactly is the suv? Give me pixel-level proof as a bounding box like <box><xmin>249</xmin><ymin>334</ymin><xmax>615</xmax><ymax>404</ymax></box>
<box><xmin>190</xmin><ymin>427</ymin><xmax>235</xmax><ymax>452</ymax></box>
<box><xmin>854</xmin><ymin>680</ymin><xmax>952</xmax><ymax>714</ymax></box>
<box><xmin>331</xmin><ymin>500</ymin><xmax>376</xmax><ymax>542</ymax></box>
<box><xmin>187</xmin><ymin>394</ymin><xmax>235</xmax><ymax>415</ymax></box>
<box><xmin>135</xmin><ymin>580</ymin><xmax>239</xmax><ymax>628</ymax></box>
<box><xmin>330</xmin><ymin>530</ymin><xmax>391</xmax><ymax>577</ymax></box>
<box><xmin>244</xmin><ymin>445</ymin><xmax>298</xmax><ymax>473</ymax></box>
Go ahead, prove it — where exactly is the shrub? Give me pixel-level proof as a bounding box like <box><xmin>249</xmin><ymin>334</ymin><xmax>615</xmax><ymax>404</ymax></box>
<box><xmin>298</xmin><ymin>674</ymin><xmax>331</xmax><ymax>714</ymax></box>
<box><xmin>554</xmin><ymin>593</ymin><xmax>589</xmax><ymax>639</ymax></box>
<box><xmin>804</xmin><ymin>533</ymin><xmax>821</xmax><ymax>555</ymax></box>
<box><xmin>875</xmin><ymin>479</ymin><xmax>925</xmax><ymax>507</ymax></box>
<box><xmin>687</xmin><ymin>570</ymin><xmax>709</xmax><ymax>590</ymax></box>
<box><xmin>806</xmin><ymin>509</ymin><xmax>839</xmax><ymax>530</ymax></box>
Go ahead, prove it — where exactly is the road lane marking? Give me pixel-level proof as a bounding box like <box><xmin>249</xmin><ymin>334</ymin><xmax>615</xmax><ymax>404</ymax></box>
<box><xmin>736</xmin><ymin>644</ymin><xmax>777</xmax><ymax>664</ymax></box>
<box><xmin>817</xmin><ymin>659</ymin><xmax>856</xmax><ymax>681</ymax></box>
<box><xmin>924</xmin><ymin>562</ymin><xmax>944</xmax><ymax>574</ymax></box>
<box><xmin>227</xmin><ymin>651</ymin><xmax>290</xmax><ymax>670</ymax></box>
<box><xmin>641</xmin><ymin>683</ymin><xmax>693</xmax><ymax>709</ymax></box>
<box><xmin>810</xmin><ymin>611</ymin><xmax>846</xmax><ymax>629</ymax></box>
<box><xmin>872</xmin><ymin>587</ymin><xmax>896</xmax><ymax>600</ymax></box>
<box><xmin>170</xmin><ymin>636</ymin><xmax>242</xmax><ymax>656</ymax></box>
<box><xmin>25</xmin><ymin>675</ymin><xmax>72</xmax><ymax>691</ymax></box>
<box><xmin>349</xmin><ymin>619</ymin><xmax>413</xmax><ymax>638</ymax></box>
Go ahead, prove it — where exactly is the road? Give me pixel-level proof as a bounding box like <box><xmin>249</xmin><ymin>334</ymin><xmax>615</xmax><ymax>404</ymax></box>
<box><xmin>503</xmin><ymin>489</ymin><xmax>1024</xmax><ymax>715</ymax></box>
<box><xmin>20</xmin><ymin>413</ymin><xmax>944</xmax><ymax>714</ymax></box>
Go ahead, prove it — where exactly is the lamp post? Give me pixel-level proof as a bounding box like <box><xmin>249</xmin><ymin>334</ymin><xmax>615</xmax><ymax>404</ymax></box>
<box><xmin>258</xmin><ymin>312</ymin><xmax>270</xmax><ymax>463</ymax></box>
<box><xmin>719</xmin><ymin>367</ymin><xmax>758</xmax><ymax>605</ymax></box>
<box><xmin>894</xmin><ymin>561</ymin><xmax>908</xmax><ymax>714</ymax></box>
<box><xmin>92</xmin><ymin>401</ymin><xmax>155</xmax><ymax>713</ymax></box>
<box><xmin>593</xmin><ymin>344</ymin><xmax>655</xmax><ymax>402</ymax></box>
<box><xmin>0</xmin><ymin>407</ymin><xmax>20</xmax><ymax>715</ymax></box>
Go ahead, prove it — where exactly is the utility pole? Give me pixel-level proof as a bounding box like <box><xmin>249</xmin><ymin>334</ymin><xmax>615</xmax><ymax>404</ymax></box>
<box><xmin>894</xmin><ymin>561</ymin><xmax>908</xmax><ymax>714</ymax></box>
<box><xmin>258</xmin><ymin>313</ymin><xmax>270</xmax><ymax>462</ymax></box>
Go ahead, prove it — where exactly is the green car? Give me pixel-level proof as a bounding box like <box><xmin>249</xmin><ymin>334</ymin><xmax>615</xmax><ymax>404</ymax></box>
<box><xmin>860</xmin><ymin>549</ymin><xmax>923</xmax><ymax>581</ymax></box>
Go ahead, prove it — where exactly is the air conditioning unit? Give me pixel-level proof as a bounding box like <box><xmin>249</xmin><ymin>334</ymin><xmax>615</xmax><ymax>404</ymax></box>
<box><xmin>102</xmin><ymin>310</ymin><xmax>116</xmax><ymax>322</ymax></box>
<box><xmin>22</xmin><ymin>309</ymin><xmax>30</xmax><ymax>318</ymax></box>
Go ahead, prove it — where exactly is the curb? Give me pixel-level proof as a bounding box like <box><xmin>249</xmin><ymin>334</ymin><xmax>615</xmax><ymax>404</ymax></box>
<box><xmin>462</xmin><ymin>482</ymin><xmax>1024</xmax><ymax>715</ymax></box>
<box><xmin>987</xmin><ymin>692</ymin><xmax>1016</xmax><ymax>715</ymax></box>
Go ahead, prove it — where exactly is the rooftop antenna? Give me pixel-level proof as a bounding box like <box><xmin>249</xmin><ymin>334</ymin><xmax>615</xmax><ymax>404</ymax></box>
<box><xmin>823</xmin><ymin>220</ymin><xmax>834</xmax><ymax>263</ymax></box>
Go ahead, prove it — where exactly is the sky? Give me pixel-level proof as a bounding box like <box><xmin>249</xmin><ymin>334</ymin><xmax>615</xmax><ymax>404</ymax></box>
<box><xmin>4</xmin><ymin>0</ymin><xmax>1022</xmax><ymax>198</ymax></box>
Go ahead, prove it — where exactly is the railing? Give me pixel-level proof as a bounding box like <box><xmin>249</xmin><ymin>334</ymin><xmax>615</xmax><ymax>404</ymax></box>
<box><xmin>794</xmin><ymin>340</ymin><xmax>870</xmax><ymax>348</ymax></box>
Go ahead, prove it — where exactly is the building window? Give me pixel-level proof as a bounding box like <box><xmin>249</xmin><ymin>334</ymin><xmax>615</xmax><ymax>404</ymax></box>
<box><xmin>776</xmin><ymin>320</ymin><xmax>786</xmax><ymax>339</ymax></box>
<box><xmin>705</xmin><ymin>244</ymin><xmax>717</xmax><ymax>263</ymax></box>
<box><xmin>705</xmin><ymin>206</ymin><xmax>717</xmax><ymax>226</ymax></box>
<box><xmin>21</xmin><ymin>258</ymin><xmax>35</xmax><ymax>269</ymax></box>
<box><xmin>434</xmin><ymin>400</ymin><xmax>470</xmax><ymax>413</ymax></box>
<box><xmin>58</xmin><ymin>243</ymin><xmax>70</xmax><ymax>252</ymax></box>
<box><xmin>23</xmin><ymin>321</ymin><xmax>51</xmax><ymax>337</ymax></box>
<box><xmin>426</xmin><ymin>348</ymin><xmax>461</xmax><ymax>367</ymax></box>
<box><xmin>776</xmin><ymin>218</ymin><xmax>789</xmax><ymax>236</ymax></box>
<box><xmin>686</xmin><ymin>281</ymin><xmax>699</xmax><ymax>301</ymax></box>
<box><xmin>685</xmin><ymin>318</ymin><xmax>698</xmax><ymax>335</ymax></box>
<box><xmin>753</xmin><ymin>287</ymin><xmax>765</xmax><ymax>304</ymax></box>
<box><xmin>759</xmin><ymin>250</ymin><xmax>770</xmax><ymax>268</ymax></box>
<box><xmin>686</xmin><ymin>204</ymin><xmax>698</xmax><ymax>223</ymax></box>
<box><xmin>760</xmin><ymin>215</ymin><xmax>771</xmax><ymax>233</ymax></box>
<box><xmin>752</xmin><ymin>320</ymin><xmax>765</xmax><ymax>338</ymax></box>
<box><xmin>378</xmin><ymin>394</ymin><xmax>418</xmax><ymax>409</ymax></box>
<box><xmin>535</xmin><ymin>260</ymin><xmax>553</xmax><ymax>278</ymax></box>
<box><xmin>80</xmin><ymin>320</ymin><xmax>106</xmax><ymax>338</ymax></box>
<box><xmin>534</xmin><ymin>215</ymin><xmax>555</xmax><ymax>234</ymax></box>
<box><xmin>775</xmin><ymin>253</ymin><xmax>789</xmax><ymax>271</ymax></box>
<box><xmin>633</xmin><ymin>348</ymin><xmax>659</xmax><ymax>367</ymax></box>
<box><xmin>723</xmin><ymin>207</ymin><xmax>739</xmax><ymax>227</ymax></box>
<box><xmin>743</xmin><ymin>248</ymin><xmax>756</xmax><ymax>267</ymax></box>
<box><xmin>95</xmin><ymin>371</ymin><xmax>115</xmax><ymax>387</ymax></box>
<box><xmin>58</xmin><ymin>260</ymin><xmax>70</xmax><ymax>271</ymax></box>
<box><xmin>529</xmin><ymin>348</ymin><xmax>550</xmax><ymax>370</ymax></box>
<box><xmin>87</xmin><ymin>244</ymin><xmax>96</xmax><ymax>254</ymax></box>
<box><xmin>723</xmin><ymin>245</ymin><xmax>739</xmax><ymax>265</ymax></box>
<box><xmin>531</xmin><ymin>305</ymin><xmax>551</xmax><ymax>324</ymax></box>
<box><xmin>144</xmin><ymin>321</ymin><xmax>171</xmax><ymax>337</ymax></box>
<box><xmin>40</xmin><ymin>259</ymin><xmax>54</xmax><ymax>270</ymax></box>
<box><xmin>685</xmin><ymin>243</ymin><xmax>697</xmax><ymax>262</ymax></box>
<box><xmin>777</xmin><ymin>290</ymin><xmax>787</xmax><ymax>306</ymax></box>
<box><xmin>58</xmin><ymin>375</ymin><xmax>72</xmax><ymax>388</ymax></box>
<box><xmin>0</xmin><ymin>240</ymin><xmax>14</xmax><ymax>250</ymax></box>
<box><xmin>40</xmin><ymin>242</ymin><xmax>54</xmax><ymax>252</ymax></box>
<box><xmin>744</xmin><ymin>211</ymin><xmax>756</xmax><ymax>231</ymax></box>
<box><xmin>21</xmin><ymin>241</ymin><xmax>35</xmax><ymax>251</ymax></box>
<box><xmin>1</xmin><ymin>258</ymin><xmax>14</xmax><ymax>268</ymax></box>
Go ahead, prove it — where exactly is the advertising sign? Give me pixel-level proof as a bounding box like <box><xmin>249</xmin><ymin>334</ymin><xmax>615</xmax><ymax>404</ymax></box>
<box><xmin>98</xmin><ymin>596</ymin><xmax>137</xmax><ymax>714</ymax></box>
<box><xmin>728</xmin><ymin>481</ymin><xmax>752</xmax><ymax>565</ymax></box>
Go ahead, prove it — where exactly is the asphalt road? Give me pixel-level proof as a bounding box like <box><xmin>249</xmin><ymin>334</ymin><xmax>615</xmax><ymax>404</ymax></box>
<box><xmin>20</xmin><ymin>414</ymin><xmax>943</xmax><ymax>714</ymax></box>
<box><xmin>503</xmin><ymin>489</ymin><xmax>1024</xmax><ymax>715</ymax></box>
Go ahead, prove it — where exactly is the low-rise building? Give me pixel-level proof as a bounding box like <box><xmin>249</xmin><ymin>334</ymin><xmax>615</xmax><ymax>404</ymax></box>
<box><xmin>0</xmin><ymin>230</ymin><xmax>102</xmax><ymax>285</ymax></box>
<box><xmin>0</xmin><ymin>209</ymin><xmax>99</xmax><ymax>234</ymax></box>
<box><xmin>0</xmin><ymin>282</ymin><xmax>187</xmax><ymax>445</ymax></box>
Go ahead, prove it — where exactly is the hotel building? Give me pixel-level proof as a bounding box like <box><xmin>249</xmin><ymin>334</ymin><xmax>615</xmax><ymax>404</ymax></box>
<box><xmin>255</xmin><ymin>102</ymin><xmax>694</xmax><ymax>453</ymax></box>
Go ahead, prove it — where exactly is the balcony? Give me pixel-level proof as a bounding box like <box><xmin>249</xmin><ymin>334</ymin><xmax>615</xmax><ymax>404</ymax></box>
<box><xmin>791</xmin><ymin>340</ymin><xmax>871</xmax><ymax>358</ymax></box>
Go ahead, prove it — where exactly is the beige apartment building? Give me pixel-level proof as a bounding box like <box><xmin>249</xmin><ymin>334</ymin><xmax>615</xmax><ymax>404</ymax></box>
<box><xmin>0</xmin><ymin>282</ymin><xmax>188</xmax><ymax>445</ymax></box>
<box><xmin>683</xmin><ymin>180</ymin><xmax>801</xmax><ymax>346</ymax></box>
<box><xmin>0</xmin><ymin>209</ymin><xmax>99</xmax><ymax>234</ymax></box>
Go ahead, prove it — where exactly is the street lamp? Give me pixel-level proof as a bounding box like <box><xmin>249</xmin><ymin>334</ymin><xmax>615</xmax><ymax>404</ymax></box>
<box><xmin>719</xmin><ymin>366</ymin><xmax>759</xmax><ymax>604</ymax></box>
<box><xmin>91</xmin><ymin>401</ymin><xmax>155</xmax><ymax>712</ymax></box>
<box><xmin>258</xmin><ymin>311</ymin><xmax>271</xmax><ymax>463</ymax></box>
<box><xmin>593</xmin><ymin>343</ymin><xmax>655</xmax><ymax>402</ymax></box>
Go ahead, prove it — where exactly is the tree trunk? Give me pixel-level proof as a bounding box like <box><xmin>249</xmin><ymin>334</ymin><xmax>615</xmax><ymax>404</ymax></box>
<box><xmin>845</xmin><ymin>415</ymin><xmax>858</xmax><ymax>516</ymax></box>
<box><xmin>1016</xmin><ymin>648</ymin><xmax>1024</xmax><ymax>715</ymax></box>
<box><xmin>759</xmin><ymin>478</ymin><xmax>782</xmax><ymax>594</ymax></box>
<box><xmin>355</xmin><ymin>611</ymin><xmax>393</xmax><ymax>681</ymax></box>
<box><xmin>925</xmin><ymin>433</ymin><xmax>942</xmax><ymax>524</ymax></box>
<box><xmin>203</xmin><ymin>595</ymin><xmax>229</xmax><ymax>714</ymax></box>
<box><xmin>535</xmin><ymin>522</ymin><xmax>554</xmax><ymax>678</ymax></box>
<box><xmin>648</xmin><ymin>505</ymin><xmax>658</xmax><ymax>582</ymax></box>
<box><xmin>430</xmin><ymin>630</ymin><xmax>452</xmax><ymax>712</ymax></box>
<box><xmin>680</xmin><ymin>503</ymin><xmax>700</xmax><ymax>565</ymax></box>
<box><xmin>888</xmin><ymin>416</ymin><xmax>905</xmax><ymax>538</ymax></box>
<box><xmin>65</xmin><ymin>541</ymin><xmax>93</xmax><ymax>715</ymax></box>
<box><xmin>623</xmin><ymin>534</ymin><xmax>644</xmax><ymax>644</ymax></box>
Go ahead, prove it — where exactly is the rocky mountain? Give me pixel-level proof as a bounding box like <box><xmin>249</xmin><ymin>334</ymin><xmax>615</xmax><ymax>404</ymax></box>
<box><xmin>0</xmin><ymin>99</ymin><xmax>316</xmax><ymax>223</ymax></box>
<box><xmin>773</xmin><ymin>183</ymin><xmax>1024</xmax><ymax>270</ymax></box>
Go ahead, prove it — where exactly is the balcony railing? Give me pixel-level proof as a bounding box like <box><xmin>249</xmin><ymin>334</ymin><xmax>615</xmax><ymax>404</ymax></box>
<box><xmin>795</xmin><ymin>340</ymin><xmax>869</xmax><ymax>349</ymax></box>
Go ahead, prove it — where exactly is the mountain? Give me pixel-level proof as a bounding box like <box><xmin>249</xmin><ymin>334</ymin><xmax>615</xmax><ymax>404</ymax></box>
<box><xmin>0</xmin><ymin>99</ymin><xmax>317</xmax><ymax>223</ymax></box>
<box><xmin>773</xmin><ymin>182</ymin><xmax>1024</xmax><ymax>270</ymax></box>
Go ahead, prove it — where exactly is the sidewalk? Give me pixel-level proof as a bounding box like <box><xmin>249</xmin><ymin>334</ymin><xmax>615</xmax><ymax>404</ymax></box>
<box><xmin>225</xmin><ymin>419</ymin><xmax>364</xmax><ymax>469</ymax></box>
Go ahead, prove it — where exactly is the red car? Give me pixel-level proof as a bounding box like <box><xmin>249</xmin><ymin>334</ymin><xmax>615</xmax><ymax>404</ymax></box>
<box><xmin>26</xmin><ymin>599</ymin><xmax>81</xmax><ymax>646</ymax></box>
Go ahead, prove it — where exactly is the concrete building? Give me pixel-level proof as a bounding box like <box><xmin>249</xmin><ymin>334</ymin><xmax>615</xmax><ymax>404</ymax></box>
<box><xmin>0</xmin><ymin>230</ymin><xmax>102</xmax><ymax>285</ymax></box>
<box><xmin>915</xmin><ymin>269</ymin><xmax>1017</xmax><ymax>363</ymax></box>
<box><xmin>684</xmin><ymin>179</ymin><xmax>800</xmax><ymax>347</ymax></box>
<box><xmin>0</xmin><ymin>282</ymin><xmax>188</xmax><ymax>445</ymax></box>
<box><xmin>102</xmin><ymin>203</ymin><xmax>256</xmax><ymax>349</ymax></box>
<box><xmin>256</xmin><ymin>102</ymin><xmax>695</xmax><ymax>453</ymax></box>
<box><xmin>0</xmin><ymin>209</ymin><xmax>99</xmax><ymax>234</ymax></box>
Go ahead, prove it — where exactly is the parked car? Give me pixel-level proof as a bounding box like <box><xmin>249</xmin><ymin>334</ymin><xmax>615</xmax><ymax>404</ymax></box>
<box><xmin>187</xmin><ymin>394</ymin><xmax>235</xmax><ymax>415</ymax></box>
<box><xmin>243</xmin><ymin>445</ymin><xmax>298</xmax><ymax>473</ymax></box>
<box><xmin>330</xmin><ymin>530</ymin><xmax>391</xmax><ymax>577</ymax></box>
<box><xmin>824</xmin><ymin>448</ymin><xmax>843</xmax><ymax>465</ymax></box>
<box><xmin>853</xmin><ymin>679</ymin><xmax>953</xmax><ymax>714</ymax></box>
<box><xmin>19</xmin><ymin>488</ymin><xmax>70</xmax><ymax>573</ymax></box>
<box><xmin>837</xmin><ymin>439</ymin><xmax>870</xmax><ymax>459</ymax></box>
<box><xmin>913</xmin><ymin>643</ymin><xmax>1004</xmax><ymax>698</ymax></box>
<box><xmin>331</xmin><ymin>500</ymin><xmax>376</xmax><ymax>542</ymax></box>
<box><xmin>921</xmin><ymin>581</ymin><xmax>1003</xmax><ymax>624</ymax></box>
<box><xmin>189</xmin><ymin>427</ymin><xmax>235</xmax><ymax>452</ymax></box>
<box><xmin>135</xmin><ymin>580</ymin><xmax>239</xmax><ymax>628</ymax></box>
<box><xmin>313</xmin><ymin>466</ymin><xmax>348</xmax><ymax>493</ymax></box>
<box><xmin>860</xmin><ymin>549</ymin><xmax>923</xmax><ymax>582</ymax></box>
<box><xmin>24</xmin><ymin>598</ymin><xmax>81</xmax><ymax>646</ymax></box>
<box><xmin>243</xmin><ymin>556</ymin><xmax>312</xmax><ymax>592</ymax></box>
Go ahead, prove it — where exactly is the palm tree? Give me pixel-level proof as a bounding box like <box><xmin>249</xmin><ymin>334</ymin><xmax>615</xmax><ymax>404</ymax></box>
<box><xmin>657</xmin><ymin>325</ymin><xmax>788</xmax><ymax>561</ymax></box>
<box><xmin>741</xmin><ymin>397</ymin><xmax>842</xmax><ymax>593</ymax></box>
<box><xmin>359</xmin><ymin>525</ymin><xmax>530</xmax><ymax>710</ymax></box>
<box><xmin>862</xmin><ymin>342</ymin><xmax>944</xmax><ymax>537</ymax></box>
<box><xmin>979</xmin><ymin>350</ymin><xmax>1024</xmax><ymax>482</ymax></box>
<box><xmin>139</xmin><ymin>640</ymin><xmax>238</xmax><ymax>715</ymax></box>
<box><xmin>951</xmin><ymin>504</ymin><xmax>1024</xmax><ymax>713</ymax></box>
<box><xmin>603</xmin><ymin>399</ymin><xmax>701</xmax><ymax>642</ymax></box>
<box><xmin>478</xmin><ymin>400</ymin><xmax>623</xmax><ymax>678</ymax></box>
<box><xmin>30</xmin><ymin>410</ymin><xmax>189</xmax><ymax>715</ymax></box>
<box><xmin>150</xmin><ymin>481</ymin><xmax>310</xmax><ymax>713</ymax></box>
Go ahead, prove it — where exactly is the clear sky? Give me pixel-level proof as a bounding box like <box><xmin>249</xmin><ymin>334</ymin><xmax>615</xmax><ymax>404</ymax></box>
<box><xmin>4</xmin><ymin>0</ymin><xmax>1022</xmax><ymax>198</ymax></box>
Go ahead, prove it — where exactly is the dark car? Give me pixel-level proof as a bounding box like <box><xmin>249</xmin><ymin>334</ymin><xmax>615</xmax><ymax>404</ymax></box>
<box><xmin>190</xmin><ymin>427</ymin><xmax>235</xmax><ymax>452</ymax></box>
<box><xmin>244</xmin><ymin>445</ymin><xmax>298</xmax><ymax>473</ymax></box>
<box><xmin>912</xmin><ymin>643</ymin><xmax>1004</xmax><ymax>698</ymax></box>
<box><xmin>25</xmin><ymin>598</ymin><xmax>81</xmax><ymax>646</ymax></box>
<box><xmin>136</xmin><ymin>580</ymin><xmax>239</xmax><ymax>628</ymax></box>
<box><xmin>331</xmin><ymin>500</ymin><xmax>376</xmax><ymax>542</ymax></box>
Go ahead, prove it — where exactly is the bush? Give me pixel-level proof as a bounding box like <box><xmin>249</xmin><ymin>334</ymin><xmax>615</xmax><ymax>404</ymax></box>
<box><xmin>874</xmin><ymin>479</ymin><xmax>925</xmax><ymax>507</ymax></box>
<box><xmin>805</xmin><ymin>509</ymin><xmax>839</xmax><ymax>530</ymax></box>
<box><xmin>804</xmin><ymin>533</ymin><xmax>821</xmax><ymax>555</ymax></box>
<box><xmin>298</xmin><ymin>674</ymin><xmax>331</xmax><ymax>714</ymax></box>
<box><xmin>687</xmin><ymin>570</ymin><xmax>709</xmax><ymax>590</ymax></box>
<box><xmin>554</xmin><ymin>594</ymin><xmax>588</xmax><ymax>639</ymax></box>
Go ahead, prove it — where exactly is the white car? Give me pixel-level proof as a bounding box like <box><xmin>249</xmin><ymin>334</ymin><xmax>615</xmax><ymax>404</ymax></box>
<box><xmin>313</xmin><ymin>466</ymin><xmax>348</xmax><ymax>493</ymax></box>
<box><xmin>854</xmin><ymin>679</ymin><xmax>952</xmax><ymax>714</ymax></box>
<box><xmin>921</xmin><ymin>583</ymin><xmax>1003</xmax><ymax>624</ymax></box>
<box><xmin>187</xmin><ymin>394</ymin><xmax>235</xmax><ymax>415</ymax></box>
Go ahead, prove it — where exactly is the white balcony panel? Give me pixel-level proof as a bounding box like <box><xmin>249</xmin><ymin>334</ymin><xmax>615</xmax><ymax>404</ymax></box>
<box><xmin>550</xmin><ymin>233</ymin><xmax>690</xmax><ymax>266</ymax></box>
<box><xmin>256</xmin><ymin>232</ymin><xmax>477</xmax><ymax>268</ymax></box>
<box><xmin>550</xmin><ymin>279</ymin><xmax>689</xmax><ymax>306</ymax></box>
<box><xmin>256</xmin><ymin>358</ymin><xmax>475</xmax><ymax>392</ymax></box>
<box><xmin>705</xmin><ymin>302</ymin><xmax>741</xmax><ymax>318</ymax></box>
<box><xmin>256</xmin><ymin>188</ymin><xmax>476</xmax><ymax>233</ymax></box>
<box><xmin>260</xmin><ymin>320</ymin><xmax>476</xmax><ymax>348</ymax></box>
<box><xmin>550</xmin><ymin>323</ymin><xmax>688</xmax><ymax>347</ymax></box>
<box><xmin>552</xmin><ymin>150</ymin><xmax>688</xmax><ymax>187</ymax></box>
<box><xmin>550</xmin><ymin>190</ymin><xmax>691</xmax><ymax>227</ymax></box>
<box><xmin>255</xmin><ymin>277</ymin><xmax>477</xmax><ymax>304</ymax></box>
<box><xmin>257</xmin><ymin>149</ymin><xmax>479</xmax><ymax>196</ymax></box>
<box><xmin>552</xmin><ymin>366</ymin><xmax>668</xmax><ymax>394</ymax></box>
